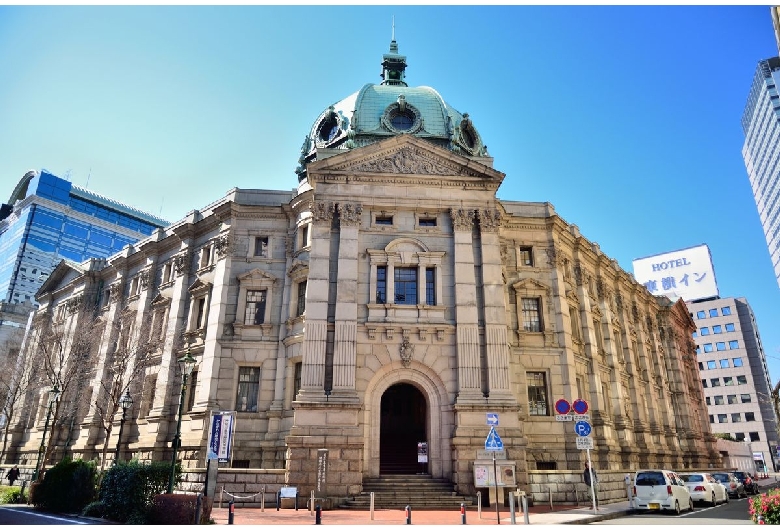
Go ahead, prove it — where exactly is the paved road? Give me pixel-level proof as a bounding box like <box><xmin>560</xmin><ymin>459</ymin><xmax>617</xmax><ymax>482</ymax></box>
<box><xmin>594</xmin><ymin>495</ymin><xmax>754</xmax><ymax>525</ymax></box>
<box><xmin>0</xmin><ymin>505</ymin><xmax>102</xmax><ymax>525</ymax></box>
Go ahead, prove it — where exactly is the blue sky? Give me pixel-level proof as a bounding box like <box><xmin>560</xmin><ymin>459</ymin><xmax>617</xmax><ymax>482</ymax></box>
<box><xmin>2</xmin><ymin>5</ymin><xmax>780</xmax><ymax>382</ymax></box>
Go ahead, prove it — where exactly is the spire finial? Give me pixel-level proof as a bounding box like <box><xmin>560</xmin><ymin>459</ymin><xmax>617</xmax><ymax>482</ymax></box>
<box><xmin>392</xmin><ymin>15</ymin><xmax>395</xmax><ymax>41</ymax></box>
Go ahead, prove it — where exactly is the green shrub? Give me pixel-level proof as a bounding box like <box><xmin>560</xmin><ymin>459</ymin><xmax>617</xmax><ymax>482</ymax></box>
<box><xmin>0</xmin><ymin>486</ymin><xmax>27</xmax><ymax>504</ymax></box>
<box><xmin>98</xmin><ymin>460</ymin><xmax>180</xmax><ymax>523</ymax></box>
<box><xmin>81</xmin><ymin>500</ymin><xmax>105</xmax><ymax>518</ymax></box>
<box><xmin>30</xmin><ymin>458</ymin><xmax>98</xmax><ymax>514</ymax></box>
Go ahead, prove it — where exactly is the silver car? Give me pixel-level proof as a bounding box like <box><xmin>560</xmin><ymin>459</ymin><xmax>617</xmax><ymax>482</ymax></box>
<box><xmin>678</xmin><ymin>473</ymin><xmax>729</xmax><ymax>506</ymax></box>
<box><xmin>711</xmin><ymin>472</ymin><xmax>747</xmax><ymax>498</ymax></box>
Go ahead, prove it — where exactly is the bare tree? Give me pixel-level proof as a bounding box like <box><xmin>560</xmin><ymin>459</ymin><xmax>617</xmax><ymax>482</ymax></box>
<box><xmin>91</xmin><ymin>309</ymin><xmax>159</xmax><ymax>471</ymax></box>
<box><xmin>0</xmin><ymin>326</ymin><xmax>36</xmax><ymax>462</ymax></box>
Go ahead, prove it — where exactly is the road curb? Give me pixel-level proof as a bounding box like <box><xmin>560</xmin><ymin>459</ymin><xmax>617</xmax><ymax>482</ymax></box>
<box><xmin>562</xmin><ymin>509</ymin><xmax>637</xmax><ymax>524</ymax></box>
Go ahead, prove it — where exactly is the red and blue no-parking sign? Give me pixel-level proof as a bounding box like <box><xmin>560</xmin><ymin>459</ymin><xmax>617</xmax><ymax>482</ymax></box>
<box><xmin>572</xmin><ymin>399</ymin><xmax>588</xmax><ymax>415</ymax></box>
<box><xmin>554</xmin><ymin>399</ymin><xmax>571</xmax><ymax>415</ymax></box>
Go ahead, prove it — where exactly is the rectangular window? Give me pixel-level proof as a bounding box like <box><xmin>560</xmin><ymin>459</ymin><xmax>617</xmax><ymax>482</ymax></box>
<box><xmin>718</xmin><ymin>414</ymin><xmax>728</xmax><ymax>423</ymax></box>
<box><xmin>733</xmin><ymin>357</ymin><xmax>743</xmax><ymax>367</ymax></box>
<box><xmin>729</xmin><ymin>340</ymin><xmax>739</xmax><ymax>349</ymax></box>
<box><xmin>709</xmin><ymin>308</ymin><xmax>718</xmax><ymax>317</ymax></box>
<box><xmin>692</xmin><ymin>331</ymin><xmax>698</xmax><ymax>338</ymax></box>
<box><xmin>750</xmin><ymin>432</ymin><xmax>760</xmax><ymax>442</ymax></box>
<box><xmin>732</xmin><ymin>413</ymin><xmax>742</xmax><ymax>422</ymax></box>
<box><xmin>425</xmin><ymin>267</ymin><xmax>435</xmax><ymax>305</ymax></box>
<box><xmin>721</xmin><ymin>306</ymin><xmax>732</xmax><ymax>316</ymax></box>
<box><xmin>519</xmin><ymin>246</ymin><xmax>533</xmax><ymax>266</ymax></box>
<box><xmin>140</xmin><ymin>375</ymin><xmax>157</xmax><ymax>418</ymax></box>
<box><xmin>725</xmin><ymin>323</ymin><xmax>735</xmax><ymax>332</ymax></box>
<box><xmin>727</xmin><ymin>395</ymin><xmax>738</xmax><ymax>405</ymax></box>
<box><xmin>704</xmin><ymin>343</ymin><xmax>713</xmax><ymax>353</ymax></box>
<box><xmin>741</xmin><ymin>394</ymin><xmax>752</xmax><ymax>403</ymax></box>
<box><xmin>701</xmin><ymin>379</ymin><xmax>707</xmax><ymax>388</ymax></box>
<box><xmin>300</xmin><ymin>225</ymin><xmax>309</xmax><ymax>249</ymax></box>
<box><xmin>419</xmin><ymin>218</ymin><xmax>437</xmax><ymax>227</ymax></box>
<box><xmin>394</xmin><ymin>267</ymin><xmax>418</xmax><ymax>304</ymax></box>
<box><xmin>293</xmin><ymin>362</ymin><xmax>302</xmax><ymax>400</ymax></box>
<box><xmin>254</xmin><ymin>236</ymin><xmax>269</xmax><ymax>257</ymax></box>
<box><xmin>737</xmin><ymin>375</ymin><xmax>748</xmax><ymax>385</ymax></box>
<box><xmin>186</xmin><ymin>370</ymin><xmax>198</xmax><ymax>412</ymax></box>
<box><xmin>714</xmin><ymin>395</ymin><xmax>724</xmax><ymax>405</ymax></box>
<box><xmin>236</xmin><ymin>367</ymin><xmax>260</xmax><ymax>412</ymax></box>
<box><xmin>705</xmin><ymin>396</ymin><xmax>711</xmax><ymax>405</ymax></box>
<box><xmin>163</xmin><ymin>262</ymin><xmax>173</xmax><ymax>284</ymax></box>
<box><xmin>376</xmin><ymin>266</ymin><xmax>387</xmax><ymax>303</ymax></box>
<box><xmin>709</xmin><ymin>414</ymin><xmax>714</xmax><ymax>423</ymax></box>
<box><xmin>244</xmin><ymin>290</ymin><xmax>267</xmax><ymax>325</ymax></box>
<box><xmin>569</xmin><ymin>307</ymin><xmax>581</xmax><ymax>340</ymax></box>
<box><xmin>527</xmin><ymin>372</ymin><xmax>549</xmax><ymax>416</ymax></box>
<box><xmin>200</xmin><ymin>246</ymin><xmax>211</xmax><ymax>269</ymax></box>
<box><xmin>735</xmin><ymin>432</ymin><xmax>746</xmax><ymax>441</ymax></box>
<box><xmin>700</xmin><ymin>327</ymin><xmax>710</xmax><ymax>335</ymax></box>
<box><xmin>707</xmin><ymin>360</ymin><xmax>716</xmax><ymax>370</ymax></box>
<box><xmin>710</xmin><ymin>378</ymin><xmax>720</xmax><ymax>387</ymax></box>
<box><xmin>698</xmin><ymin>362</ymin><xmax>704</xmax><ymax>370</ymax></box>
<box><xmin>716</xmin><ymin>342</ymin><xmax>726</xmax><ymax>351</ymax></box>
<box><xmin>746</xmin><ymin>412</ymin><xmax>756</xmax><ymax>421</ymax></box>
<box><xmin>697</xmin><ymin>311</ymin><xmax>706</xmax><ymax>319</ymax></box>
<box><xmin>521</xmin><ymin>297</ymin><xmax>542</xmax><ymax>332</ymax></box>
<box><xmin>724</xmin><ymin>376</ymin><xmax>734</xmax><ymax>386</ymax></box>
<box><xmin>195</xmin><ymin>298</ymin><xmax>206</xmax><ymax>329</ymax></box>
<box><xmin>719</xmin><ymin>359</ymin><xmax>730</xmax><ymax>368</ymax></box>
<box><xmin>713</xmin><ymin>325</ymin><xmax>722</xmax><ymax>334</ymax></box>
<box><xmin>296</xmin><ymin>280</ymin><xmax>307</xmax><ymax>316</ymax></box>
<box><xmin>375</xmin><ymin>216</ymin><xmax>393</xmax><ymax>226</ymax></box>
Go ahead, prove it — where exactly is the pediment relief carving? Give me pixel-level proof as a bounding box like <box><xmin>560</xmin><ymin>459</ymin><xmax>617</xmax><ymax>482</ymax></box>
<box><xmin>150</xmin><ymin>293</ymin><xmax>170</xmax><ymax>307</ymax></box>
<box><xmin>288</xmin><ymin>262</ymin><xmax>309</xmax><ymax>279</ymax></box>
<box><xmin>566</xmin><ymin>290</ymin><xmax>580</xmax><ymax>304</ymax></box>
<box><xmin>238</xmin><ymin>268</ymin><xmax>278</xmax><ymax>283</ymax></box>
<box><xmin>187</xmin><ymin>278</ymin><xmax>212</xmax><ymax>294</ymax></box>
<box><xmin>385</xmin><ymin>237</ymin><xmax>429</xmax><ymax>253</ymax></box>
<box><xmin>511</xmin><ymin>277</ymin><xmax>550</xmax><ymax>294</ymax></box>
<box><xmin>332</xmin><ymin>144</ymin><xmax>486</xmax><ymax>178</ymax></box>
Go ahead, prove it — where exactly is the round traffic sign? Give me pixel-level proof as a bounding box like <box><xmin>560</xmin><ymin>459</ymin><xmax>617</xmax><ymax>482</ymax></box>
<box><xmin>572</xmin><ymin>399</ymin><xmax>588</xmax><ymax>415</ymax></box>
<box><xmin>574</xmin><ymin>420</ymin><xmax>592</xmax><ymax>437</ymax></box>
<box><xmin>554</xmin><ymin>399</ymin><xmax>571</xmax><ymax>415</ymax></box>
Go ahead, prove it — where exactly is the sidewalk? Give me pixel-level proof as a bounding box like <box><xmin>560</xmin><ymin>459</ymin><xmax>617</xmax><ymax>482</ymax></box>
<box><xmin>208</xmin><ymin>475</ymin><xmax>780</xmax><ymax>526</ymax></box>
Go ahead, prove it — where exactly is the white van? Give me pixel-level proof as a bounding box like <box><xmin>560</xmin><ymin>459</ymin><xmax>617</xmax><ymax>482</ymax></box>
<box><xmin>633</xmin><ymin>469</ymin><xmax>693</xmax><ymax>515</ymax></box>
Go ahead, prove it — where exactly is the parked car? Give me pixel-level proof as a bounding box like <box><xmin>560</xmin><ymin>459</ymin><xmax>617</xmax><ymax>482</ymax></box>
<box><xmin>678</xmin><ymin>472</ymin><xmax>729</xmax><ymax>506</ymax></box>
<box><xmin>633</xmin><ymin>469</ymin><xmax>694</xmax><ymax>515</ymax></box>
<box><xmin>711</xmin><ymin>472</ymin><xmax>747</xmax><ymax>498</ymax></box>
<box><xmin>733</xmin><ymin>471</ymin><xmax>760</xmax><ymax>495</ymax></box>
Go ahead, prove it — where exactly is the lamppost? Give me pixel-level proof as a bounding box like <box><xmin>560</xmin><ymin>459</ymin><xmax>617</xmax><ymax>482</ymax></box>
<box><xmin>167</xmin><ymin>350</ymin><xmax>197</xmax><ymax>494</ymax></box>
<box><xmin>32</xmin><ymin>384</ymin><xmax>61</xmax><ymax>481</ymax></box>
<box><xmin>113</xmin><ymin>390</ymin><xmax>133</xmax><ymax>465</ymax></box>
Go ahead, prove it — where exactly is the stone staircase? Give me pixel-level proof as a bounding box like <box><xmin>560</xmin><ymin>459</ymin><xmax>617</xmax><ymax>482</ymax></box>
<box><xmin>339</xmin><ymin>475</ymin><xmax>474</xmax><ymax>509</ymax></box>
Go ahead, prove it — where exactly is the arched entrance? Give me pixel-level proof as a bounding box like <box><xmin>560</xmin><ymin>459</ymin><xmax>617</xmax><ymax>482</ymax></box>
<box><xmin>380</xmin><ymin>383</ymin><xmax>427</xmax><ymax>475</ymax></box>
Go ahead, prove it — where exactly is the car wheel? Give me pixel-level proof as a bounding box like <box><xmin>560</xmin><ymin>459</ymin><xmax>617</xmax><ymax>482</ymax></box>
<box><xmin>725</xmin><ymin>492</ymin><xmax>729</xmax><ymax>503</ymax></box>
<box><xmin>674</xmin><ymin>500</ymin><xmax>681</xmax><ymax>515</ymax></box>
<box><xmin>710</xmin><ymin>492</ymin><xmax>716</xmax><ymax>507</ymax></box>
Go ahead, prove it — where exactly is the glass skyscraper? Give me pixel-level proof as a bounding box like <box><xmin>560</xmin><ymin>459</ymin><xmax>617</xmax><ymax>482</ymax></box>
<box><xmin>0</xmin><ymin>170</ymin><xmax>168</xmax><ymax>306</ymax></box>
<box><xmin>742</xmin><ymin>57</ymin><xmax>780</xmax><ymax>289</ymax></box>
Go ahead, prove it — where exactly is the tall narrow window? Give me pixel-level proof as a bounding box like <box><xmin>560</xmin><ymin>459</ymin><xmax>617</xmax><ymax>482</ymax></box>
<box><xmin>254</xmin><ymin>236</ymin><xmax>269</xmax><ymax>257</ymax></box>
<box><xmin>519</xmin><ymin>246</ymin><xmax>533</xmax><ymax>266</ymax></box>
<box><xmin>293</xmin><ymin>362</ymin><xmax>302</xmax><ymax>400</ymax></box>
<box><xmin>521</xmin><ymin>297</ymin><xmax>542</xmax><ymax>332</ymax></box>
<box><xmin>376</xmin><ymin>266</ymin><xmax>387</xmax><ymax>303</ymax></box>
<box><xmin>300</xmin><ymin>225</ymin><xmax>309</xmax><ymax>249</ymax></box>
<box><xmin>569</xmin><ymin>306</ymin><xmax>581</xmax><ymax>340</ymax></box>
<box><xmin>394</xmin><ymin>267</ymin><xmax>417</xmax><ymax>304</ymax></box>
<box><xmin>527</xmin><ymin>372</ymin><xmax>549</xmax><ymax>416</ymax></box>
<box><xmin>236</xmin><ymin>367</ymin><xmax>260</xmax><ymax>412</ymax></box>
<box><xmin>163</xmin><ymin>262</ymin><xmax>173</xmax><ymax>283</ymax></box>
<box><xmin>141</xmin><ymin>374</ymin><xmax>157</xmax><ymax>418</ymax></box>
<box><xmin>296</xmin><ymin>280</ymin><xmax>307</xmax><ymax>316</ymax></box>
<box><xmin>195</xmin><ymin>298</ymin><xmax>206</xmax><ymax>329</ymax></box>
<box><xmin>425</xmin><ymin>267</ymin><xmax>435</xmax><ymax>305</ymax></box>
<box><xmin>244</xmin><ymin>290</ymin><xmax>267</xmax><ymax>325</ymax></box>
<box><xmin>186</xmin><ymin>370</ymin><xmax>198</xmax><ymax>412</ymax></box>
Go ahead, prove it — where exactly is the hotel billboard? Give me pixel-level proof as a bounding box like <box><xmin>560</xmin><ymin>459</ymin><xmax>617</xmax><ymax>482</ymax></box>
<box><xmin>632</xmin><ymin>243</ymin><xmax>719</xmax><ymax>302</ymax></box>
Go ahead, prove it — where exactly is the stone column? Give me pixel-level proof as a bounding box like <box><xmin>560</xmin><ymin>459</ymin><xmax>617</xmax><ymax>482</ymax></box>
<box><xmin>299</xmin><ymin>201</ymin><xmax>332</xmax><ymax>399</ymax></box>
<box><xmin>478</xmin><ymin>208</ymin><xmax>514</xmax><ymax>403</ymax></box>
<box><xmin>331</xmin><ymin>203</ymin><xmax>360</xmax><ymax>402</ymax></box>
<box><xmin>450</xmin><ymin>208</ymin><xmax>482</xmax><ymax>403</ymax></box>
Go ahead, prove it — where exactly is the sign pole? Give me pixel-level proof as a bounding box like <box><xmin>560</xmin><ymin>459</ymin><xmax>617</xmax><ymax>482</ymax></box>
<box><xmin>493</xmin><ymin>450</ymin><xmax>500</xmax><ymax>524</ymax></box>
<box><xmin>586</xmin><ymin>448</ymin><xmax>596</xmax><ymax>514</ymax></box>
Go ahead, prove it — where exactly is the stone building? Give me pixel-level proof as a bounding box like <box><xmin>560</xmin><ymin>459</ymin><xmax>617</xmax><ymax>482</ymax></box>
<box><xmin>5</xmin><ymin>40</ymin><xmax>719</xmax><ymax>503</ymax></box>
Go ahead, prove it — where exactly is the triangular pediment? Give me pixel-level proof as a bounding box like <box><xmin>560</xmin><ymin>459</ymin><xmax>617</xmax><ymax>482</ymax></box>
<box><xmin>187</xmin><ymin>278</ymin><xmax>211</xmax><ymax>294</ymax></box>
<box><xmin>150</xmin><ymin>293</ymin><xmax>170</xmax><ymax>307</ymax></box>
<box><xmin>238</xmin><ymin>268</ymin><xmax>277</xmax><ymax>283</ymax></box>
<box><xmin>308</xmin><ymin>135</ymin><xmax>505</xmax><ymax>182</ymax></box>
<box><xmin>37</xmin><ymin>259</ymin><xmax>87</xmax><ymax>298</ymax></box>
<box><xmin>512</xmin><ymin>278</ymin><xmax>550</xmax><ymax>294</ymax></box>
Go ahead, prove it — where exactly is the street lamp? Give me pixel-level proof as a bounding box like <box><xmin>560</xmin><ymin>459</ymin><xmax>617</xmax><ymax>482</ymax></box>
<box><xmin>32</xmin><ymin>384</ymin><xmax>61</xmax><ymax>481</ymax></box>
<box><xmin>167</xmin><ymin>350</ymin><xmax>197</xmax><ymax>494</ymax></box>
<box><xmin>113</xmin><ymin>390</ymin><xmax>133</xmax><ymax>465</ymax></box>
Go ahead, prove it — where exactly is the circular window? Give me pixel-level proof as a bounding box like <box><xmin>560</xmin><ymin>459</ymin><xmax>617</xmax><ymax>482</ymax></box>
<box><xmin>318</xmin><ymin>114</ymin><xmax>340</xmax><ymax>142</ymax></box>
<box><xmin>391</xmin><ymin>111</ymin><xmax>414</xmax><ymax>131</ymax></box>
<box><xmin>462</xmin><ymin>127</ymin><xmax>476</xmax><ymax>149</ymax></box>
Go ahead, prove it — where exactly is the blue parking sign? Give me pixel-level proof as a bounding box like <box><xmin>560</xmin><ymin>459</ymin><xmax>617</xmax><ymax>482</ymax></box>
<box><xmin>574</xmin><ymin>420</ymin><xmax>592</xmax><ymax>437</ymax></box>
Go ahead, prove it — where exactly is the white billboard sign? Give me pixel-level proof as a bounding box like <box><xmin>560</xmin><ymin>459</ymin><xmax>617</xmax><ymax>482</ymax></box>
<box><xmin>632</xmin><ymin>244</ymin><xmax>719</xmax><ymax>302</ymax></box>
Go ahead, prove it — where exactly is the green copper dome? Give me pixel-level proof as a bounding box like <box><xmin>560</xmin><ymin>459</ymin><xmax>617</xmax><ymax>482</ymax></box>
<box><xmin>296</xmin><ymin>38</ymin><xmax>489</xmax><ymax>181</ymax></box>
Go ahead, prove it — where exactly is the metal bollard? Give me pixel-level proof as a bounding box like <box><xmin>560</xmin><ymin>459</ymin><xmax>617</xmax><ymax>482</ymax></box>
<box><xmin>195</xmin><ymin>493</ymin><xmax>203</xmax><ymax>525</ymax></box>
<box><xmin>509</xmin><ymin>494</ymin><xmax>515</xmax><ymax>525</ymax></box>
<box><xmin>228</xmin><ymin>499</ymin><xmax>235</xmax><ymax>525</ymax></box>
<box><xmin>310</xmin><ymin>490</ymin><xmax>315</xmax><ymax>516</ymax></box>
<box><xmin>522</xmin><ymin>495</ymin><xmax>529</xmax><ymax>525</ymax></box>
<box><xmin>261</xmin><ymin>486</ymin><xmax>266</xmax><ymax>512</ymax></box>
<box><xmin>277</xmin><ymin>491</ymin><xmax>281</xmax><ymax>511</ymax></box>
<box><xmin>370</xmin><ymin>492</ymin><xmax>375</xmax><ymax>520</ymax></box>
<box><xmin>477</xmin><ymin>491</ymin><xmax>482</xmax><ymax>519</ymax></box>
<box><xmin>461</xmin><ymin>502</ymin><xmax>466</xmax><ymax>524</ymax></box>
<box><xmin>406</xmin><ymin>504</ymin><xmax>412</xmax><ymax>525</ymax></box>
<box><xmin>315</xmin><ymin>504</ymin><xmax>322</xmax><ymax>525</ymax></box>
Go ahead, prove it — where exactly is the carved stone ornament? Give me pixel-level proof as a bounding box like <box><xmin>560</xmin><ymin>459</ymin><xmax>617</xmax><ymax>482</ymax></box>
<box><xmin>573</xmin><ymin>264</ymin><xmax>583</xmax><ymax>286</ymax></box>
<box><xmin>174</xmin><ymin>252</ymin><xmax>191</xmax><ymax>277</ymax></box>
<box><xmin>631</xmin><ymin>303</ymin><xmax>639</xmax><ymax>323</ymax></box>
<box><xmin>399</xmin><ymin>337</ymin><xmax>414</xmax><ymax>368</ymax></box>
<box><xmin>450</xmin><ymin>208</ymin><xmax>474</xmax><ymax>231</ymax></box>
<box><xmin>614</xmin><ymin>292</ymin><xmax>623</xmax><ymax>312</ymax></box>
<box><xmin>66</xmin><ymin>295</ymin><xmax>83</xmax><ymax>314</ymax></box>
<box><xmin>139</xmin><ymin>269</ymin><xmax>151</xmax><ymax>290</ymax></box>
<box><xmin>338</xmin><ymin>203</ymin><xmax>363</xmax><ymax>227</ymax></box>
<box><xmin>313</xmin><ymin>201</ymin><xmax>335</xmax><ymax>222</ymax></box>
<box><xmin>109</xmin><ymin>282</ymin><xmax>123</xmax><ymax>303</ymax></box>
<box><xmin>477</xmin><ymin>209</ymin><xmax>501</xmax><ymax>232</ymax></box>
<box><xmin>596</xmin><ymin>278</ymin><xmax>606</xmax><ymax>300</ymax></box>
<box><xmin>214</xmin><ymin>232</ymin><xmax>231</xmax><ymax>259</ymax></box>
<box><xmin>348</xmin><ymin>146</ymin><xmax>462</xmax><ymax>176</ymax></box>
